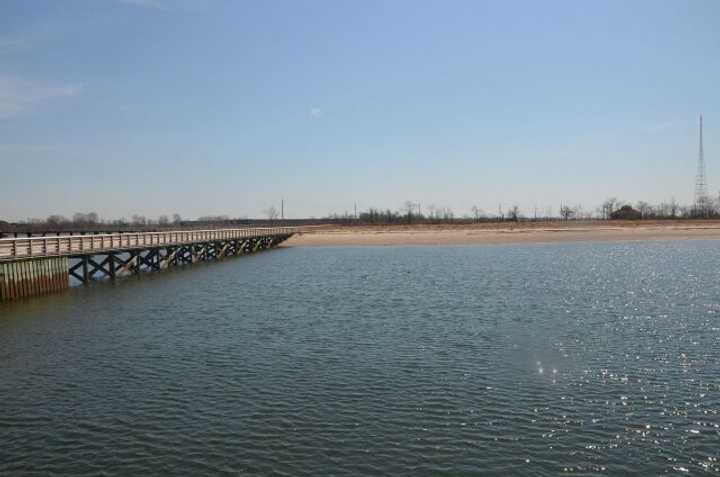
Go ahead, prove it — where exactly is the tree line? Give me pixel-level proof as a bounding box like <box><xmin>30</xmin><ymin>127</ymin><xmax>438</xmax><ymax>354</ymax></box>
<box><xmin>28</xmin><ymin>212</ymin><xmax>184</xmax><ymax>228</ymax></box>
<box><xmin>3</xmin><ymin>196</ymin><xmax>720</xmax><ymax>232</ymax></box>
<box><xmin>326</xmin><ymin>197</ymin><xmax>720</xmax><ymax>224</ymax></box>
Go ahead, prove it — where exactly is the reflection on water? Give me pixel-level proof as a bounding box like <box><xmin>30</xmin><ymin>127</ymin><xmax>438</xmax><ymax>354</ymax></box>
<box><xmin>1</xmin><ymin>242</ymin><xmax>719</xmax><ymax>475</ymax></box>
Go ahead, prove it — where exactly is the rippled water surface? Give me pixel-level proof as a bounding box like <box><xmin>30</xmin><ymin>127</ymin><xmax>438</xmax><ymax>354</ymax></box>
<box><xmin>1</xmin><ymin>241</ymin><xmax>720</xmax><ymax>476</ymax></box>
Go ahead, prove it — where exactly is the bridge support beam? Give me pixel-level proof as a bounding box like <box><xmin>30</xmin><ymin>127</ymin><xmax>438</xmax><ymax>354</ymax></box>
<box><xmin>0</xmin><ymin>257</ymin><xmax>69</xmax><ymax>302</ymax></box>
<box><xmin>66</xmin><ymin>234</ymin><xmax>292</xmax><ymax>285</ymax></box>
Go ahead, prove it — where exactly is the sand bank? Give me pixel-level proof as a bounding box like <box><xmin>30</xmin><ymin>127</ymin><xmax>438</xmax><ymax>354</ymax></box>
<box><xmin>285</xmin><ymin>222</ymin><xmax>720</xmax><ymax>247</ymax></box>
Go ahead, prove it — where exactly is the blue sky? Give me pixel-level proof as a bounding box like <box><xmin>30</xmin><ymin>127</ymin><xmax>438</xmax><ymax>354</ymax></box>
<box><xmin>1</xmin><ymin>0</ymin><xmax>718</xmax><ymax>221</ymax></box>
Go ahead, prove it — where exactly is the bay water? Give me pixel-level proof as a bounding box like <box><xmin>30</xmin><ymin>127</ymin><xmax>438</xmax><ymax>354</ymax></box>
<box><xmin>1</xmin><ymin>241</ymin><xmax>719</xmax><ymax>475</ymax></box>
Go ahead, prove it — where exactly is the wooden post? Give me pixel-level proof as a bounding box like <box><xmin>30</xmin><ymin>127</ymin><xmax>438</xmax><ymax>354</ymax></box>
<box><xmin>82</xmin><ymin>256</ymin><xmax>89</xmax><ymax>284</ymax></box>
<box><xmin>108</xmin><ymin>254</ymin><xmax>116</xmax><ymax>280</ymax></box>
<box><xmin>0</xmin><ymin>257</ymin><xmax>68</xmax><ymax>302</ymax></box>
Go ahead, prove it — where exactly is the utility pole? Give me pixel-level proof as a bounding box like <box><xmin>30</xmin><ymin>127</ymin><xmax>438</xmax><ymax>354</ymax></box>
<box><xmin>281</xmin><ymin>198</ymin><xmax>284</xmax><ymax>220</ymax></box>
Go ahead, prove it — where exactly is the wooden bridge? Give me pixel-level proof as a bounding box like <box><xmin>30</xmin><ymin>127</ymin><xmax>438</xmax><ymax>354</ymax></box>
<box><xmin>0</xmin><ymin>227</ymin><xmax>297</xmax><ymax>302</ymax></box>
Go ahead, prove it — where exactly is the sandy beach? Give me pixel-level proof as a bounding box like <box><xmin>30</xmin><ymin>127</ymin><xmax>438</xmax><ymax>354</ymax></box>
<box><xmin>285</xmin><ymin>221</ymin><xmax>720</xmax><ymax>247</ymax></box>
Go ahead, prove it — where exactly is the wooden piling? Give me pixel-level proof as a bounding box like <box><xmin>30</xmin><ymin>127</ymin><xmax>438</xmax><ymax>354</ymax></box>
<box><xmin>0</xmin><ymin>257</ymin><xmax>69</xmax><ymax>302</ymax></box>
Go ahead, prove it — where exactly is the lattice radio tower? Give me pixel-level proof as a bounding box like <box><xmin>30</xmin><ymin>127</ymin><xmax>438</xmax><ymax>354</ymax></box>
<box><xmin>695</xmin><ymin>114</ymin><xmax>708</xmax><ymax>210</ymax></box>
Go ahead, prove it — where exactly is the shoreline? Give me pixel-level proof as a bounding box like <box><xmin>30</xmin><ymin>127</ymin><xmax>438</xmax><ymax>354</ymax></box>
<box><xmin>285</xmin><ymin>222</ymin><xmax>720</xmax><ymax>247</ymax></box>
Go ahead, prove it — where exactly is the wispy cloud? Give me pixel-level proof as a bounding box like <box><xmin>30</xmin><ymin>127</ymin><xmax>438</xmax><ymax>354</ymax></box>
<box><xmin>117</xmin><ymin>0</ymin><xmax>164</xmax><ymax>8</ymax></box>
<box><xmin>641</xmin><ymin>121</ymin><xmax>673</xmax><ymax>134</ymax></box>
<box><xmin>309</xmin><ymin>107</ymin><xmax>323</xmax><ymax>119</ymax></box>
<box><xmin>0</xmin><ymin>75</ymin><xmax>83</xmax><ymax>119</ymax></box>
<box><xmin>117</xmin><ymin>0</ymin><xmax>212</xmax><ymax>12</ymax></box>
<box><xmin>0</xmin><ymin>39</ymin><xmax>26</xmax><ymax>50</ymax></box>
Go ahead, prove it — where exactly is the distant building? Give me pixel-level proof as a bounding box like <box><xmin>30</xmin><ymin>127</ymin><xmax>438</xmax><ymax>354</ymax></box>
<box><xmin>610</xmin><ymin>205</ymin><xmax>642</xmax><ymax>220</ymax></box>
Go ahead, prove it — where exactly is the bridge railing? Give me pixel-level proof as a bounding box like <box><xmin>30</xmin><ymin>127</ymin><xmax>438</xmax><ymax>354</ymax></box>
<box><xmin>0</xmin><ymin>227</ymin><xmax>299</xmax><ymax>260</ymax></box>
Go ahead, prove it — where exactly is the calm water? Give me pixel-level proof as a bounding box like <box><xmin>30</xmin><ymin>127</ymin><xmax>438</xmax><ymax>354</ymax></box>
<box><xmin>1</xmin><ymin>242</ymin><xmax>719</xmax><ymax>476</ymax></box>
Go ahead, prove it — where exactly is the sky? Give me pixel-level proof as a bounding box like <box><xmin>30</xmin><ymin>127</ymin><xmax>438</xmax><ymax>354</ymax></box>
<box><xmin>0</xmin><ymin>0</ymin><xmax>719</xmax><ymax>221</ymax></box>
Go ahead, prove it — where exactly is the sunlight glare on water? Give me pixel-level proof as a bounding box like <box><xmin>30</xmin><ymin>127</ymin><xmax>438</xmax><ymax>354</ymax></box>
<box><xmin>1</xmin><ymin>241</ymin><xmax>719</xmax><ymax>476</ymax></box>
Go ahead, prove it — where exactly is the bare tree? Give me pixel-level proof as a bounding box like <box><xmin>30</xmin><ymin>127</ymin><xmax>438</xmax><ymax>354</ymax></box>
<box><xmin>507</xmin><ymin>205</ymin><xmax>520</xmax><ymax>222</ymax></box>
<box><xmin>70</xmin><ymin>211</ymin><xmax>100</xmax><ymax>225</ymax></box>
<box><xmin>636</xmin><ymin>201</ymin><xmax>652</xmax><ymax>219</ymax></box>
<box><xmin>440</xmin><ymin>207</ymin><xmax>454</xmax><ymax>221</ymax></box>
<box><xmin>403</xmin><ymin>201</ymin><xmax>416</xmax><ymax>224</ymax></box>
<box><xmin>559</xmin><ymin>204</ymin><xmax>575</xmax><ymax>221</ymax></box>
<box><xmin>197</xmin><ymin>215</ymin><xmax>230</xmax><ymax>223</ymax></box>
<box><xmin>602</xmin><ymin>197</ymin><xmax>619</xmax><ymax>220</ymax></box>
<box><xmin>172</xmin><ymin>213</ymin><xmax>182</xmax><ymax>225</ymax></box>
<box><xmin>158</xmin><ymin>215</ymin><xmax>169</xmax><ymax>226</ymax></box>
<box><xmin>669</xmin><ymin>197</ymin><xmax>679</xmax><ymax>218</ymax></box>
<box><xmin>470</xmin><ymin>205</ymin><xmax>483</xmax><ymax>222</ymax></box>
<box><xmin>72</xmin><ymin>212</ymin><xmax>87</xmax><ymax>224</ymax></box>
<box><xmin>46</xmin><ymin>215</ymin><xmax>68</xmax><ymax>226</ymax></box>
<box><xmin>264</xmin><ymin>206</ymin><xmax>279</xmax><ymax>222</ymax></box>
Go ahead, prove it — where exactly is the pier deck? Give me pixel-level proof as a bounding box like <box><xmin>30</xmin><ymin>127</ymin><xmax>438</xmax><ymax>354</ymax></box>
<box><xmin>0</xmin><ymin>227</ymin><xmax>297</xmax><ymax>301</ymax></box>
<box><xmin>0</xmin><ymin>227</ymin><xmax>295</xmax><ymax>260</ymax></box>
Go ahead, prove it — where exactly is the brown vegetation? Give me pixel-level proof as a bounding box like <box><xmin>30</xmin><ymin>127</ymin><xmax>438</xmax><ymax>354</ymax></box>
<box><xmin>286</xmin><ymin>220</ymin><xmax>720</xmax><ymax>247</ymax></box>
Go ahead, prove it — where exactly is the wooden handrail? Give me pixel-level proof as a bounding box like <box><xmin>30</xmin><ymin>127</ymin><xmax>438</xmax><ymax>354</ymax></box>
<box><xmin>0</xmin><ymin>227</ymin><xmax>299</xmax><ymax>260</ymax></box>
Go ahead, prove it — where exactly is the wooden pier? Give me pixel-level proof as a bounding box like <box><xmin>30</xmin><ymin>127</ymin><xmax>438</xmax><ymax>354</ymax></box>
<box><xmin>0</xmin><ymin>227</ymin><xmax>296</xmax><ymax>302</ymax></box>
